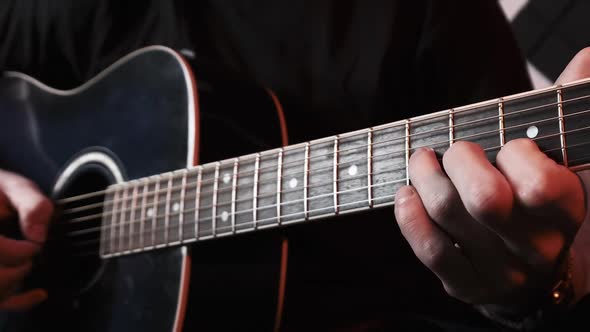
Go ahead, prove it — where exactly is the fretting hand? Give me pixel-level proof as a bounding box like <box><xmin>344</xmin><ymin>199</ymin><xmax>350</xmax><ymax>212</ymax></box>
<box><xmin>394</xmin><ymin>48</ymin><xmax>590</xmax><ymax>316</ymax></box>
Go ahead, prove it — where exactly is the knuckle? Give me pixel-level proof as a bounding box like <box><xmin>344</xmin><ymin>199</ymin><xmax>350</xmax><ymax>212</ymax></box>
<box><xmin>574</xmin><ymin>47</ymin><xmax>590</xmax><ymax>63</ymax></box>
<box><xmin>417</xmin><ymin>238</ymin><xmax>447</xmax><ymax>272</ymax></box>
<box><xmin>425</xmin><ymin>186</ymin><xmax>457</xmax><ymax>221</ymax></box>
<box><xmin>465</xmin><ymin>183</ymin><xmax>505</xmax><ymax>219</ymax></box>
<box><xmin>517</xmin><ymin>169</ymin><xmax>558</xmax><ymax>209</ymax></box>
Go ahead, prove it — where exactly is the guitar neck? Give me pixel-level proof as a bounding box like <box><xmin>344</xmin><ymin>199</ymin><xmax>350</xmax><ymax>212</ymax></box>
<box><xmin>99</xmin><ymin>77</ymin><xmax>590</xmax><ymax>258</ymax></box>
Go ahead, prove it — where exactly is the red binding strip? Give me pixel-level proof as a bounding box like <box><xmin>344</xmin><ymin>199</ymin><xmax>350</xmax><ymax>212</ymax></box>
<box><xmin>267</xmin><ymin>89</ymin><xmax>289</xmax><ymax>332</ymax></box>
<box><xmin>267</xmin><ymin>89</ymin><xmax>289</xmax><ymax>147</ymax></box>
<box><xmin>174</xmin><ymin>51</ymin><xmax>200</xmax><ymax>332</ymax></box>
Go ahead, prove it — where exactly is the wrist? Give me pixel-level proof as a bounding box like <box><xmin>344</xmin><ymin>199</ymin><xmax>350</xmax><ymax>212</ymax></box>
<box><xmin>475</xmin><ymin>250</ymin><xmax>576</xmax><ymax>331</ymax></box>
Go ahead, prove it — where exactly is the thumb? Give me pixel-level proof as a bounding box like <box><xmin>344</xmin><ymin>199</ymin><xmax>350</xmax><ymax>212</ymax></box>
<box><xmin>0</xmin><ymin>170</ymin><xmax>53</xmax><ymax>243</ymax></box>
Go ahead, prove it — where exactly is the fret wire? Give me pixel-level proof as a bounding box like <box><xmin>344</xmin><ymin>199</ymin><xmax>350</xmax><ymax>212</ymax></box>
<box><xmin>179</xmin><ymin>170</ymin><xmax>187</xmax><ymax>242</ymax></box>
<box><xmin>118</xmin><ymin>185</ymin><xmax>128</xmax><ymax>253</ymax></box>
<box><xmin>276</xmin><ymin>148</ymin><xmax>283</xmax><ymax>224</ymax></box>
<box><xmin>99</xmin><ymin>189</ymin><xmax>109</xmax><ymax>256</ymax></box>
<box><xmin>449</xmin><ymin>109</ymin><xmax>455</xmax><ymax>146</ymax></box>
<box><xmin>115</xmin><ymin>186</ymin><xmax>127</xmax><ymax>252</ymax></box>
<box><xmin>498</xmin><ymin>98</ymin><xmax>506</xmax><ymax>147</ymax></box>
<box><xmin>557</xmin><ymin>88</ymin><xmax>568</xmax><ymax>166</ymax></box>
<box><xmin>128</xmin><ymin>181</ymin><xmax>138</xmax><ymax>251</ymax></box>
<box><xmin>367</xmin><ymin>129</ymin><xmax>373</xmax><ymax>207</ymax></box>
<box><xmin>304</xmin><ymin>143</ymin><xmax>310</xmax><ymax>219</ymax></box>
<box><xmin>405</xmin><ymin>119</ymin><xmax>410</xmax><ymax>186</ymax></box>
<box><xmin>253</xmin><ymin>154</ymin><xmax>260</xmax><ymax>228</ymax></box>
<box><xmin>333</xmin><ymin>136</ymin><xmax>339</xmax><ymax>214</ymax></box>
<box><xmin>231</xmin><ymin>158</ymin><xmax>238</xmax><ymax>233</ymax></box>
<box><xmin>109</xmin><ymin>186</ymin><xmax>119</xmax><ymax>255</ymax></box>
<box><xmin>212</xmin><ymin>162</ymin><xmax>220</xmax><ymax>236</ymax></box>
<box><xmin>151</xmin><ymin>176</ymin><xmax>160</xmax><ymax>249</ymax></box>
<box><xmin>194</xmin><ymin>167</ymin><xmax>202</xmax><ymax>239</ymax></box>
<box><xmin>139</xmin><ymin>178</ymin><xmax>148</xmax><ymax>250</ymax></box>
<box><xmin>164</xmin><ymin>174</ymin><xmax>173</xmax><ymax>246</ymax></box>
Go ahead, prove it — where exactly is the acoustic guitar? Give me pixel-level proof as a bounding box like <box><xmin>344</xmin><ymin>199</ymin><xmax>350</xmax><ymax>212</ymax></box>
<box><xmin>0</xmin><ymin>45</ymin><xmax>589</xmax><ymax>331</ymax></box>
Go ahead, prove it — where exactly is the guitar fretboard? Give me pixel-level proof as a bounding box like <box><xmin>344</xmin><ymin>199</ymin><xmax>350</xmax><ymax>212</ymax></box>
<box><xmin>99</xmin><ymin>78</ymin><xmax>590</xmax><ymax>258</ymax></box>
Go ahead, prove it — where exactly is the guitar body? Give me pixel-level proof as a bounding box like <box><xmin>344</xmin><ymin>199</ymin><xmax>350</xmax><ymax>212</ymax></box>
<box><xmin>0</xmin><ymin>46</ymin><xmax>286</xmax><ymax>331</ymax></box>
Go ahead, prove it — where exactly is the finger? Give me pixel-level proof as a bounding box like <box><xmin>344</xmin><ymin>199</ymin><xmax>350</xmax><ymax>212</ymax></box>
<box><xmin>442</xmin><ymin>142</ymin><xmax>514</xmax><ymax>233</ymax></box>
<box><xmin>556</xmin><ymin>48</ymin><xmax>590</xmax><ymax>84</ymax></box>
<box><xmin>496</xmin><ymin>139</ymin><xmax>585</xmax><ymax>264</ymax></box>
<box><xmin>0</xmin><ymin>170</ymin><xmax>53</xmax><ymax>243</ymax></box>
<box><xmin>410</xmin><ymin>147</ymin><xmax>523</xmax><ymax>291</ymax></box>
<box><xmin>0</xmin><ymin>236</ymin><xmax>39</xmax><ymax>266</ymax></box>
<box><xmin>409</xmin><ymin>147</ymin><xmax>476</xmax><ymax>237</ymax></box>
<box><xmin>394</xmin><ymin>185</ymin><xmax>481</xmax><ymax>302</ymax></box>
<box><xmin>0</xmin><ymin>289</ymin><xmax>47</xmax><ymax>311</ymax></box>
<box><xmin>497</xmin><ymin>139</ymin><xmax>585</xmax><ymax>223</ymax></box>
<box><xmin>0</xmin><ymin>263</ymin><xmax>32</xmax><ymax>297</ymax></box>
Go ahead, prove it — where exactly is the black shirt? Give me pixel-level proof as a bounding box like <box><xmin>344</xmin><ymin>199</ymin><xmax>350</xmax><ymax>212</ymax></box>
<box><xmin>0</xmin><ymin>1</ymin><xmax>546</xmax><ymax>331</ymax></box>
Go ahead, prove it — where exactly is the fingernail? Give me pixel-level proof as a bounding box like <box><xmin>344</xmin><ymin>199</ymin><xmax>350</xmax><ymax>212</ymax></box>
<box><xmin>395</xmin><ymin>186</ymin><xmax>415</xmax><ymax>205</ymax></box>
<box><xmin>414</xmin><ymin>147</ymin><xmax>434</xmax><ymax>156</ymax></box>
<box><xmin>28</xmin><ymin>224</ymin><xmax>47</xmax><ymax>243</ymax></box>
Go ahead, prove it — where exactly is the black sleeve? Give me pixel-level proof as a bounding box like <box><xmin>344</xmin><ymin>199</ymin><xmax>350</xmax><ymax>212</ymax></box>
<box><xmin>377</xmin><ymin>0</ymin><xmax>533</xmax><ymax>125</ymax></box>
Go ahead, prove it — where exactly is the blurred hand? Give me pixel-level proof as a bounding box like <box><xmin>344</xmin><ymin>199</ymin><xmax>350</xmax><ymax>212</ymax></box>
<box><xmin>394</xmin><ymin>48</ymin><xmax>590</xmax><ymax>311</ymax></box>
<box><xmin>0</xmin><ymin>169</ymin><xmax>52</xmax><ymax>311</ymax></box>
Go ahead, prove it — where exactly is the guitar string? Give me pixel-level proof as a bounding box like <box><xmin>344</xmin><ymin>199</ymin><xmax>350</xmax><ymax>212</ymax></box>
<box><xmin>61</xmin><ymin>126</ymin><xmax>590</xmax><ymax>248</ymax></box>
<box><xmin>71</xmin><ymin>133</ymin><xmax>590</xmax><ymax>257</ymax></box>
<box><xmin>59</xmin><ymin>110</ymin><xmax>589</xmax><ymax>225</ymax></box>
<box><xmin>70</xmin><ymin>190</ymin><xmax>403</xmax><ymax>257</ymax></box>
<box><xmin>59</xmin><ymin>105</ymin><xmax>590</xmax><ymax>221</ymax></box>
<box><xmin>57</xmin><ymin>120</ymin><xmax>561</xmax><ymax>225</ymax></box>
<box><xmin>55</xmin><ymin>92</ymin><xmax>590</xmax><ymax>206</ymax></box>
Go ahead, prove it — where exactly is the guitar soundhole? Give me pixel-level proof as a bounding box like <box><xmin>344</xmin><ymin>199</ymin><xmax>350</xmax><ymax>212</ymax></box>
<box><xmin>37</xmin><ymin>164</ymin><xmax>115</xmax><ymax>304</ymax></box>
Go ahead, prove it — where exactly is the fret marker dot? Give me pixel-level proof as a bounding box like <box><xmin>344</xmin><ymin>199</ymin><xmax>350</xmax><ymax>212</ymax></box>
<box><xmin>289</xmin><ymin>178</ymin><xmax>298</xmax><ymax>188</ymax></box>
<box><xmin>223</xmin><ymin>173</ymin><xmax>231</xmax><ymax>184</ymax></box>
<box><xmin>221</xmin><ymin>211</ymin><xmax>229</xmax><ymax>222</ymax></box>
<box><xmin>348</xmin><ymin>164</ymin><xmax>358</xmax><ymax>176</ymax></box>
<box><xmin>526</xmin><ymin>125</ymin><xmax>539</xmax><ymax>139</ymax></box>
<box><xmin>146</xmin><ymin>208</ymin><xmax>154</xmax><ymax>218</ymax></box>
<box><xmin>172</xmin><ymin>202</ymin><xmax>180</xmax><ymax>212</ymax></box>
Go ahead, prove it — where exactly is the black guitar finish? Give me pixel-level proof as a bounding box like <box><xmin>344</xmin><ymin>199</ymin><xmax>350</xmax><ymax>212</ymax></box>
<box><xmin>0</xmin><ymin>46</ymin><xmax>288</xmax><ymax>332</ymax></box>
<box><xmin>0</xmin><ymin>47</ymin><xmax>192</xmax><ymax>332</ymax></box>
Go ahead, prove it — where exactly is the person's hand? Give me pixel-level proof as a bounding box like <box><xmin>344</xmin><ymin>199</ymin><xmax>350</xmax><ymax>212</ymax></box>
<box><xmin>0</xmin><ymin>169</ymin><xmax>52</xmax><ymax>311</ymax></box>
<box><xmin>394</xmin><ymin>48</ymin><xmax>590</xmax><ymax>313</ymax></box>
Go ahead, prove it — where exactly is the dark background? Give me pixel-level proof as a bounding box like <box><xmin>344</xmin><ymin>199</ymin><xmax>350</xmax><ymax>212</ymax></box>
<box><xmin>502</xmin><ymin>0</ymin><xmax>590</xmax><ymax>86</ymax></box>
